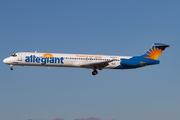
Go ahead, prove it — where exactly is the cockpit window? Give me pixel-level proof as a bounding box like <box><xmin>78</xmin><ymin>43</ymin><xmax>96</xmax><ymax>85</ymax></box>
<box><xmin>11</xmin><ymin>54</ymin><xmax>17</xmax><ymax>57</ymax></box>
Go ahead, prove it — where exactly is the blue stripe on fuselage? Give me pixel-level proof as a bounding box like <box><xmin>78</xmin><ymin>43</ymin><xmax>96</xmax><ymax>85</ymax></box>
<box><xmin>114</xmin><ymin>56</ymin><xmax>160</xmax><ymax>69</ymax></box>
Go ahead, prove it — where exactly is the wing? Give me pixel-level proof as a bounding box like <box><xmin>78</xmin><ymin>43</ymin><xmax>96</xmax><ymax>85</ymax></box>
<box><xmin>80</xmin><ymin>59</ymin><xmax>117</xmax><ymax>70</ymax></box>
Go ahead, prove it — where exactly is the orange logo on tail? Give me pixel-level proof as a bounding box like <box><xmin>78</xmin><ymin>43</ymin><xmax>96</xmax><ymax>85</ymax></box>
<box><xmin>145</xmin><ymin>46</ymin><xmax>164</xmax><ymax>60</ymax></box>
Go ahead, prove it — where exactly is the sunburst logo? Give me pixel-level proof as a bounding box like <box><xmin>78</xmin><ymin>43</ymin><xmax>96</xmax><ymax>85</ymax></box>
<box><xmin>43</xmin><ymin>53</ymin><xmax>53</xmax><ymax>57</ymax></box>
<box><xmin>145</xmin><ymin>46</ymin><xmax>164</xmax><ymax>60</ymax></box>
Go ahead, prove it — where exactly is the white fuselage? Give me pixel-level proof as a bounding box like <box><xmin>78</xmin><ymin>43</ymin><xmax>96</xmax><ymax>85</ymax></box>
<box><xmin>3</xmin><ymin>52</ymin><xmax>132</xmax><ymax>69</ymax></box>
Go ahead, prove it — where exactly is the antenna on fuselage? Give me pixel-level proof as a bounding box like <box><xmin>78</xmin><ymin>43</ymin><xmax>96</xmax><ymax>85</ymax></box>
<box><xmin>35</xmin><ymin>51</ymin><xmax>37</xmax><ymax>53</ymax></box>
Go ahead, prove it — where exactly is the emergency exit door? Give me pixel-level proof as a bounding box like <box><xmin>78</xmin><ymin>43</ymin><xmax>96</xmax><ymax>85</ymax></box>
<box><xmin>18</xmin><ymin>53</ymin><xmax>22</xmax><ymax>61</ymax></box>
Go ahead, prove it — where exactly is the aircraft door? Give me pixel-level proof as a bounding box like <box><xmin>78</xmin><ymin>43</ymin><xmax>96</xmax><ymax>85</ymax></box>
<box><xmin>18</xmin><ymin>53</ymin><xmax>22</xmax><ymax>61</ymax></box>
<box><xmin>112</xmin><ymin>60</ymin><xmax>115</xmax><ymax>65</ymax></box>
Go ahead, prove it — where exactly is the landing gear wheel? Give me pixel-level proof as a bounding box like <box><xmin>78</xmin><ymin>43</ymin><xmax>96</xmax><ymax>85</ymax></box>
<box><xmin>92</xmin><ymin>70</ymin><xmax>98</xmax><ymax>76</ymax></box>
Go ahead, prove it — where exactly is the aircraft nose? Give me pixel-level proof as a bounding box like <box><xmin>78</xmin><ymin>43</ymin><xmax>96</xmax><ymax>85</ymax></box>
<box><xmin>3</xmin><ymin>58</ymin><xmax>7</xmax><ymax>63</ymax></box>
<box><xmin>3</xmin><ymin>58</ymin><xmax>11</xmax><ymax>64</ymax></box>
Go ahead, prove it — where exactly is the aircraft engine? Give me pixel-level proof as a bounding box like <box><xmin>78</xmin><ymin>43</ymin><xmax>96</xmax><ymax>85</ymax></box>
<box><xmin>121</xmin><ymin>59</ymin><xmax>146</xmax><ymax>68</ymax></box>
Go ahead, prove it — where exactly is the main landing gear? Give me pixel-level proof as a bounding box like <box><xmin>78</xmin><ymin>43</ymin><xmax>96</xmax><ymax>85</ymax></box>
<box><xmin>10</xmin><ymin>65</ymin><xmax>13</xmax><ymax>70</ymax></box>
<box><xmin>92</xmin><ymin>70</ymin><xmax>98</xmax><ymax>76</ymax></box>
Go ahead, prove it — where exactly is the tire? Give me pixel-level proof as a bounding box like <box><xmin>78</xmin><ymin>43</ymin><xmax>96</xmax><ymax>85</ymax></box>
<box><xmin>92</xmin><ymin>70</ymin><xmax>98</xmax><ymax>75</ymax></box>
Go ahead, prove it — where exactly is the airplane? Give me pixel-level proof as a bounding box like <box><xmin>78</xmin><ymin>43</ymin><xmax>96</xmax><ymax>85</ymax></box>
<box><xmin>3</xmin><ymin>43</ymin><xmax>170</xmax><ymax>75</ymax></box>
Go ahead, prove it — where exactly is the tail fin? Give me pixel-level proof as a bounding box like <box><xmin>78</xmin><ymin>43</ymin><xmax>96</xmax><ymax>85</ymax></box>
<box><xmin>140</xmin><ymin>43</ymin><xmax>169</xmax><ymax>60</ymax></box>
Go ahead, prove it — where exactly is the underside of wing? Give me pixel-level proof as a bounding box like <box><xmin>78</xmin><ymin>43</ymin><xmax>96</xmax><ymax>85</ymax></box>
<box><xmin>80</xmin><ymin>59</ymin><xmax>117</xmax><ymax>70</ymax></box>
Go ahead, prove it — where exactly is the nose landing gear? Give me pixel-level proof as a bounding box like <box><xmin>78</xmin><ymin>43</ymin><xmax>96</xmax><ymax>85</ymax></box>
<box><xmin>92</xmin><ymin>70</ymin><xmax>98</xmax><ymax>76</ymax></box>
<box><xmin>10</xmin><ymin>65</ymin><xmax>13</xmax><ymax>70</ymax></box>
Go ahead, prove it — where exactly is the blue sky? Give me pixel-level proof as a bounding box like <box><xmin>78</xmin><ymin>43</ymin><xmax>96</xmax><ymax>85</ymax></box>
<box><xmin>0</xmin><ymin>1</ymin><xmax>180</xmax><ymax>120</ymax></box>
